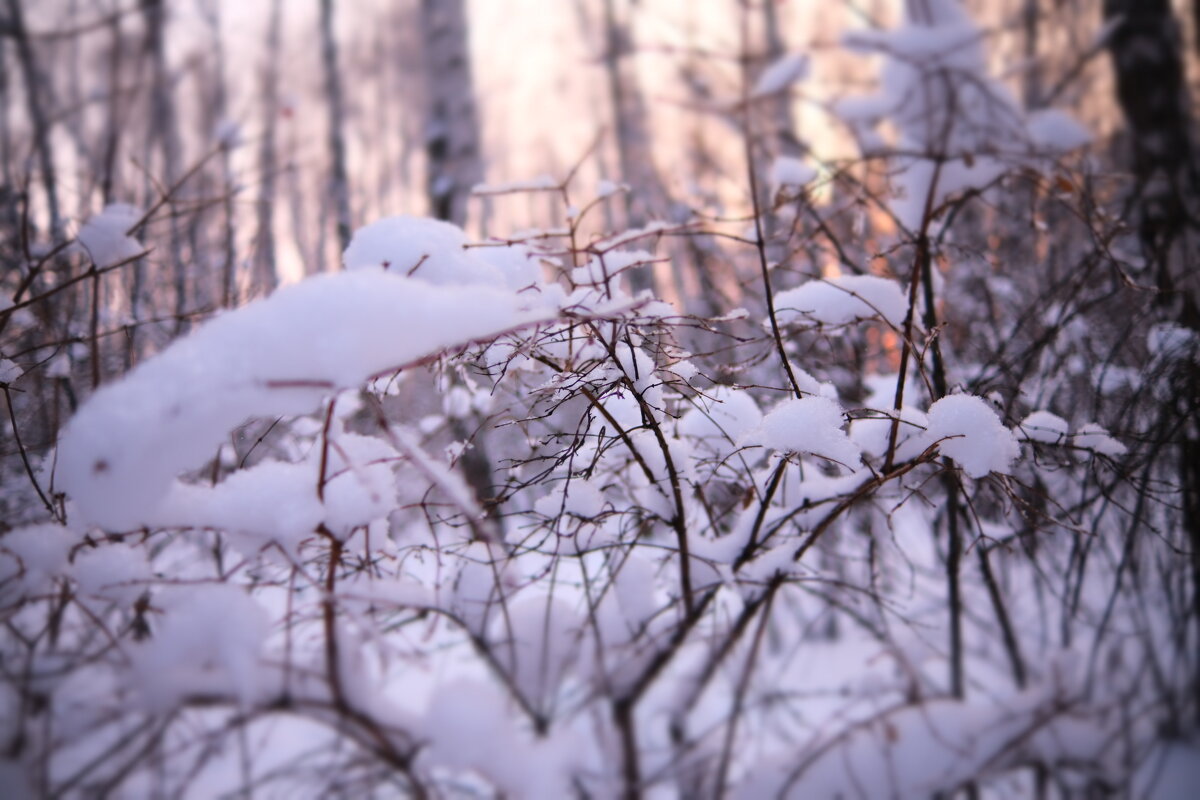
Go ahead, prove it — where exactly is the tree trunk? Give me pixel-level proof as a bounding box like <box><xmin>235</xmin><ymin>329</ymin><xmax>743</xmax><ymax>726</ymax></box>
<box><xmin>1104</xmin><ymin>0</ymin><xmax>1200</xmax><ymax>728</ymax></box>
<box><xmin>143</xmin><ymin>0</ymin><xmax>187</xmax><ymax>334</ymax></box>
<box><xmin>201</xmin><ymin>0</ymin><xmax>237</xmax><ymax>308</ymax></box>
<box><xmin>599</xmin><ymin>0</ymin><xmax>671</xmax><ymax>295</ymax></box>
<box><xmin>252</xmin><ymin>0</ymin><xmax>283</xmax><ymax>294</ymax></box>
<box><xmin>1104</xmin><ymin>0</ymin><xmax>1198</xmax><ymax>301</ymax></box>
<box><xmin>5</xmin><ymin>0</ymin><xmax>61</xmax><ymax>237</ymax></box>
<box><xmin>416</xmin><ymin>0</ymin><xmax>498</xmax><ymax>526</ymax></box>
<box><xmin>319</xmin><ymin>0</ymin><xmax>353</xmax><ymax>253</ymax></box>
<box><xmin>419</xmin><ymin>0</ymin><xmax>482</xmax><ymax>227</ymax></box>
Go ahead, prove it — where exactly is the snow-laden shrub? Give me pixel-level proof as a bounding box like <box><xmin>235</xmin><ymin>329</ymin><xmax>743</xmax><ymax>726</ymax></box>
<box><xmin>2</xmin><ymin>5</ymin><xmax>1195</xmax><ymax>797</ymax></box>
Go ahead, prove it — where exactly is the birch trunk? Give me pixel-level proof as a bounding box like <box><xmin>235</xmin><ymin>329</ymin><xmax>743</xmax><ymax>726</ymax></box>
<box><xmin>319</xmin><ymin>0</ymin><xmax>353</xmax><ymax>254</ymax></box>
<box><xmin>419</xmin><ymin>0</ymin><xmax>481</xmax><ymax>227</ymax></box>
<box><xmin>143</xmin><ymin>0</ymin><xmax>187</xmax><ymax>333</ymax></box>
<box><xmin>253</xmin><ymin>0</ymin><xmax>283</xmax><ymax>294</ymax></box>
<box><xmin>202</xmin><ymin>0</ymin><xmax>237</xmax><ymax>307</ymax></box>
<box><xmin>599</xmin><ymin>0</ymin><xmax>669</xmax><ymax>294</ymax></box>
<box><xmin>416</xmin><ymin>0</ymin><xmax>499</xmax><ymax>526</ymax></box>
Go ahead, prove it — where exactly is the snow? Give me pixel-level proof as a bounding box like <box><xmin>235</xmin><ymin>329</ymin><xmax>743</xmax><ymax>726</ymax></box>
<box><xmin>1025</xmin><ymin>109</ymin><xmax>1091</xmax><ymax>153</ymax></box>
<box><xmin>388</xmin><ymin>423</ymin><xmax>485</xmax><ymax>523</ymax></box>
<box><xmin>45</xmin><ymin>354</ymin><xmax>70</xmax><ymax>378</ymax></box>
<box><xmin>774</xmin><ymin>274</ymin><xmax>907</xmax><ymax>329</ymax></box>
<box><xmin>0</xmin><ymin>524</ymin><xmax>74</xmax><ymax>603</ymax></box>
<box><xmin>132</xmin><ymin>584</ymin><xmax>269</xmax><ymax>709</ymax></box>
<box><xmin>770</xmin><ymin>155</ymin><xmax>817</xmax><ymax>189</ymax></box>
<box><xmin>746</xmin><ymin>396</ymin><xmax>861</xmax><ymax>469</ymax></box>
<box><xmin>442</xmin><ymin>385</ymin><xmax>474</xmax><ymax>418</ymax></box>
<box><xmin>897</xmin><ymin>156</ymin><xmax>1008</xmax><ymax>229</ymax></box>
<box><xmin>572</xmin><ymin>249</ymin><xmax>657</xmax><ymax>287</ymax></box>
<box><xmin>1147</xmin><ymin>323</ymin><xmax>1197</xmax><ymax>362</ymax></box>
<box><xmin>710</xmin><ymin>307</ymin><xmax>749</xmax><ymax>322</ymax></box>
<box><xmin>594</xmin><ymin>220</ymin><xmax>672</xmax><ymax>250</ymax></box>
<box><xmin>851</xmin><ymin>406</ymin><xmax>929</xmax><ymax>461</ymax></box>
<box><xmin>343</xmin><ymin>215</ymin><xmax>504</xmax><ymax>288</ymax></box>
<box><xmin>474</xmin><ymin>240</ymin><xmax>546</xmax><ymax>291</ymax></box>
<box><xmin>752</xmin><ymin>53</ymin><xmax>809</xmax><ymax>97</ymax></box>
<box><xmin>155</xmin><ymin>461</ymin><xmax>322</xmax><ymax>552</ymax></box>
<box><xmin>471</xmin><ymin>174</ymin><xmax>558</xmax><ymax>195</ymax></box>
<box><xmin>76</xmin><ymin>203</ymin><xmax>143</xmax><ymax>268</ymax></box>
<box><xmin>0</xmin><ymin>358</ymin><xmax>21</xmax><ymax>384</ymax></box>
<box><xmin>736</xmin><ymin>687</ymin><xmax>1112</xmax><ymax>799</ymax></box>
<box><xmin>422</xmin><ymin>678</ymin><xmax>579</xmax><ymax>799</ymax></box>
<box><xmin>494</xmin><ymin>594</ymin><xmax>583</xmax><ymax>705</ymax></box>
<box><xmin>1019</xmin><ymin>410</ymin><xmax>1070</xmax><ymax>445</ymax></box>
<box><xmin>1073</xmin><ymin>422</ymin><xmax>1126</xmax><ymax>457</ymax></box>
<box><xmin>71</xmin><ymin>542</ymin><xmax>152</xmax><ymax>605</ymax></box>
<box><xmin>839</xmin><ymin>0</ymin><xmax>1086</xmax><ymax>229</ymax></box>
<box><xmin>678</xmin><ymin>386</ymin><xmax>762</xmax><ymax>455</ymax></box>
<box><xmin>1133</xmin><ymin>742</ymin><xmax>1200</xmax><ymax>800</ymax></box>
<box><xmin>536</xmin><ymin>478</ymin><xmax>607</xmax><ymax>522</ymax></box>
<box><xmin>595</xmin><ymin>179</ymin><xmax>622</xmax><ymax>198</ymax></box>
<box><xmin>925</xmin><ymin>394</ymin><xmax>1019</xmax><ymax>478</ymax></box>
<box><xmin>843</xmin><ymin>0</ymin><xmax>978</xmax><ymax>63</ymax></box>
<box><xmin>56</xmin><ymin>270</ymin><xmax>551</xmax><ymax>530</ymax></box>
<box><xmin>213</xmin><ymin>118</ymin><xmax>243</xmax><ymax>149</ymax></box>
<box><xmin>0</xmin><ymin>0</ymin><xmax>1186</xmax><ymax>789</ymax></box>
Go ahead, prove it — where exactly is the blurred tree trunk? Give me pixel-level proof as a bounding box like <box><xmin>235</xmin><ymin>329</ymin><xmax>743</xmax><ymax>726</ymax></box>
<box><xmin>1104</xmin><ymin>0</ymin><xmax>1200</xmax><ymax>728</ymax></box>
<box><xmin>99</xmin><ymin>10</ymin><xmax>125</xmax><ymax>204</ymax></box>
<box><xmin>0</xmin><ymin>38</ymin><xmax>19</xmax><ymax>236</ymax></box>
<box><xmin>143</xmin><ymin>0</ymin><xmax>187</xmax><ymax>333</ymax></box>
<box><xmin>761</xmin><ymin>0</ymin><xmax>801</xmax><ymax>160</ymax></box>
<box><xmin>1104</xmin><ymin>0</ymin><xmax>1198</xmax><ymax>303</ymax></box>
<box><xmin>319</xmin><ymin>0</ymin><xmax>352</xmax><ymax>253</ymax></box>
<box><xmin>1021</xmin><ymin>0</ymin><xmax>1042</xmax><ymax>108</ymax></box>
<box><xmin>419</xmin><ymin>0</ymin><xmax>481</xmax><ymax>227</ymax></box>
<box><xmin>758</xmin><ymin>0</ymin><xmax>803</xmax><ymax>272</ymax></box>
<box><xmin>253</xmin><ymin>0</ymin><xmax>283</xmax><ymax>295</ymax></box>
<box><xmin>600</xmin><ymin>0</ymin><xmax>670</xmax><ymax>295</ymax></box>
<box><xmin>5</xmin><ymin>0</ymin><xmax>61</xmax><ymax>237</ymax></box>
<box><xmin>417</xmin><ymin>0</ymin><xmax>498</xmax><ymax>523</ymax></box>
<box><xmin>201</xmin><ymin>0</ymin><xmax>237</xmax><ymax>308</ymax></box>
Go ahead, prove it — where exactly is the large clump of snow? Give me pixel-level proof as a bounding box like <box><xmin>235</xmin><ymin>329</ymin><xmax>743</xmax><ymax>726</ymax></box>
<box><xmin>745</xmin><ymin>396</ymin><xmax>861</xmax><ymax>469</ymax></box>
<box><xmin>76</xmin><ymin>203</ymin><xmax>144</xmax><ymax>268</ymax></box>
<box><xmin>343</xmin><ymin>214</ymin><xmax>544</xmax><ymax>293</ymax></box>
<box><xmin>677</xmin><ymin>386</ymin><xmax>763</xmax><ymax>457</ymax></box>
<box><xmin>57</xmin><ymin>269</ymin><xmax>552</xmax><ymax>530</ymax></box>
<box><xmin>924</xmin><ymin>394</ymin><xmax>1019</xmax><ymax>478</ymax></box>
<box><xmin>774</xmin><ymin>275</ymin><xmax>907</xmax><ymax>330</ymax></box>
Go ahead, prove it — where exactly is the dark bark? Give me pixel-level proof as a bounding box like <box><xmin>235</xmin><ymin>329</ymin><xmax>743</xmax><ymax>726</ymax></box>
<box><xmin>5</xmin><ymin>0</ymin><xmax>61</xmax><ymax>237</ymax></box>
<box><xmin>1105</xmin><ymin>0</ymin><xmax>1200</xmax><ymax>726</ymax></box>
<box><xmin>1103</xmin><ymin>0</ymin><xmax>1198</xmax><ymax>299</ymax></box>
